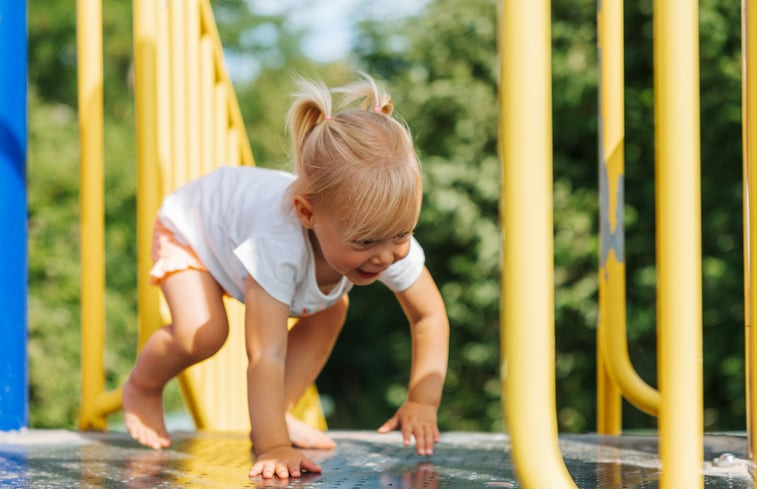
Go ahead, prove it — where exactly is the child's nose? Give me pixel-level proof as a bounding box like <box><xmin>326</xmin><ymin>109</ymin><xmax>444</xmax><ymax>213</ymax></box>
<box><xmin>372</xmin><ymin>242</ymin><xmax>407</xmax><ymax>266</ymax></box>
<box><xmin>372</xmin><ymin>247</ymin><xmax>395</xmax><ymax>266</ymax></box>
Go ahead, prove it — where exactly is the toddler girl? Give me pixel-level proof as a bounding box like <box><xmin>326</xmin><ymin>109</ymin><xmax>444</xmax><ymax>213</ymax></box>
<box><xmin>122</xmin><ymin>74</ymin><xmax>450</xmax><ymax>480</ymax></box>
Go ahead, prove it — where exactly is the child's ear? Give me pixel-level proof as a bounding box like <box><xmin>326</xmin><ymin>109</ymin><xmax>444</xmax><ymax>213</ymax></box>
<box><xmin>293</xmin><ymin>195</ymin><xmax>315</xmax><ymax>228</ymax></box>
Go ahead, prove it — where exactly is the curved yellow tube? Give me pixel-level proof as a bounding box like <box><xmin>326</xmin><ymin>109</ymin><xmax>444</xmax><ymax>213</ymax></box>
<box><xmin>499</xmin><ymin>1</ymin><xmax>578</xmax><ymax>487</ymax></box>
<box><xmin>597</xmin><ymin>0</ymin><xmax>659</xmax><ymax>423</ymax></box>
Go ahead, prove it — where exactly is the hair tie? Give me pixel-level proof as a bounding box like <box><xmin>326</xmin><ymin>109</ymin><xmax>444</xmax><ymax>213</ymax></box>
<box><xmin>323</xmin><ymin>114</ymin><xmax>332</xmax><ymax>120</ymax></box>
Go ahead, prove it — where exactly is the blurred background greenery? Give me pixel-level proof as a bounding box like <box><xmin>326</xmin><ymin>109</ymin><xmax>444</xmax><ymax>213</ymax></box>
<box><xmin>26</xmin><ymin>0</ymin><xmax>745</xmax><ymax>435</ymax></box>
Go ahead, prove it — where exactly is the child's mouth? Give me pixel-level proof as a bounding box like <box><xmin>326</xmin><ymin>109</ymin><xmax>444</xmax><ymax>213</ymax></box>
<box><xmin>356</xmin><ymin>269</ymin><xmax>380</xmax><ymax>279</ymax></box>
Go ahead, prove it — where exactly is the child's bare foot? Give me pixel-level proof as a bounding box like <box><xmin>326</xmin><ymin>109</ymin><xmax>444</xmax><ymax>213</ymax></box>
<box><xmin>285</xmin><ymin>413</ymin><xmax>335</xmax><ymax>449</ymax></box>
<box><xmin>123</xmin><ymin>378</ymin><xmax>171</xmax><ymax>449</ymax></box>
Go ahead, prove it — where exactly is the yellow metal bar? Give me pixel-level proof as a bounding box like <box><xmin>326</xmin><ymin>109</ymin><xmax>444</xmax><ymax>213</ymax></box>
<box><xmin>227</xmin><ymin>129</ymin><xmax>240</xmax><ymax>167</ymax></box>
<box><xmin>77</xmin><ymin>0</ymin><xmax>107</xmax><ymax>431</ymax></box>
<box><xmin>94</xmin><ymin>388</ymin><xmax>123</xmax><ymax>416</ymax></box>
<box><xmin>169</xmin><ymin>0</ymin><xmax>188</xmax><ymax>187</ymax></box>
<box><xmin>214</xmin><ymin>83</ymin><xmax>228</xmax><ymax>165</ymax></box>
<box><xmin>157</xmin><ymin>0</ymin><xmax>172</xmax><ymax>208</ymax></box>
<box><xmin>200</xmin><ymin>35</ymin><xmax>214</xmax><ymax>175</ymax></box>
<box><xmin>743</xmin><ymin>0</ymin><xmax>757</xmax><ymax>462</ymax></box>
<box><xmin>596</xmin><ymin>331</ymin><xmax>622</xmax><ymax>433</ymax></box>
<box><xmin>597</xmin><ymin>0</ymin><xmax>659</xmax><ymax>426</ymax></box>
<box><xmin>596</xmin><ymin>0</ymin><xmax>624</xmax><ymax>432</ymax></box>
<box><xmin>653</xmin><ymin>0</ymin><xmax>703</xmax><ymax>487</ymax></box>
<box><xmin>133</xmin><ymin>0</ymin><xmax>324</xmax><ymax>433</ymax></box>
<box><xmin>177</xmin><ymin>371</ymin><xmax>210</xmax><ymax>430</ymax></box>
<box><xmin>134</xmin><ymin>0</ymin><xmax>163</xmax><ymax>353</ymax></box>
<box><xmin>499</xmin><ymin>1</ymin><xmax>578</xmax><ymax>487</ymax></box>
<box><xmin>199</xmin><ymin>0</ymin><xmax>254</xmax><ymax>166</ymax></box>
<box><xmin>186</xmin><ymin>0</ymin><xmax>201</xmax><ymax>180</ymax></box>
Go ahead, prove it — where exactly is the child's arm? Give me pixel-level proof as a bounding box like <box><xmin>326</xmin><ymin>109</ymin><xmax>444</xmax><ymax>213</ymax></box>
<box><xmin>378</xmin><ymin>267</ymin><xmax>449</xmax><ymax>456</ymax></box>
<box><xmin>243</xmin><ymin>276</ymin><xmax>322</xmax><ymax>479</ymax></box>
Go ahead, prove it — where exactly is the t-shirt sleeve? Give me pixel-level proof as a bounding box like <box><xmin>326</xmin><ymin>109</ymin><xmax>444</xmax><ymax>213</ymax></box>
<box><xmin>379</xmin><ymin>236</ymin><xmax>426</xmax><ymax>292</ymax></box>
<box><xmin>233</xmin><ymin>235</ymin><xmax>302</xmax><ymax>306</ymax></box>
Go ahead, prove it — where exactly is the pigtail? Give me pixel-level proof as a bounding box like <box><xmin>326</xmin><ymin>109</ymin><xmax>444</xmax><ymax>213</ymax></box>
<box><xmin>286</xmin><ymin>77</ymin><xmax>334</xmax><ymax>159</ymax></box>
<box><xmin>286</xmin><ymin>73</ymin><xmax>420</xmax><ymax>239</ymax></box>
<box><xmin>334</xmin><ymin>72</ymin><xmax>394</xmax><ymax>116</ymax></box>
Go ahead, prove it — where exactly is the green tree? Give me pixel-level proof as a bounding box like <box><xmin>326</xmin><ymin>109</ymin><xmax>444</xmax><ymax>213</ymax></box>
<box><xmin>26</xmin><ymin>0</ymin><xmax>747</xmax><ymax>436</ymax></box>
<box><xmin>329</xmin><ymin>0</ymin><xmax>747</xmax><ymax>434</ymax></box>
<box><xmin>26</xmin><ymin>0</ymin><xmax>352</xmax><ymax>429</ymax></box>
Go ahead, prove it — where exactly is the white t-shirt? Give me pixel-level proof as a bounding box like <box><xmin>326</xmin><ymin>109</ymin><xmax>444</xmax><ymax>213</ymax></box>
<box><xmin>157</xmin><ymin>166</ymin><xmax>425</xmax><ymax>317</ymax></box>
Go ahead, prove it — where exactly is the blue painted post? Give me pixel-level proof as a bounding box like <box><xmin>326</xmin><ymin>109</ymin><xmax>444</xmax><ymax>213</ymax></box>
<box><xmin>0</xmin><ymin>2</ymin><xmax>28</xmax><ymax>430</ymax></box>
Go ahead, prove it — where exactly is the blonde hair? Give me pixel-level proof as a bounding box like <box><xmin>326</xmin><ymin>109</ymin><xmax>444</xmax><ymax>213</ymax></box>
<box><xmin>286</xmin><ymin>73</ymin><xmax>422</xmax><ymax>241</ymax></box>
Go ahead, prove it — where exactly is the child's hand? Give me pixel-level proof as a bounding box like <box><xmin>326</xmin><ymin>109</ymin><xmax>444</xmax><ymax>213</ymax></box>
<box><xmin>377</xmin><ymin>401</ymin><xmax>440</xmax><ymax>456</ymax></box>
<box><xmin>249</xmin><ymin>446</ymin><xmax>322</xmax><ymax>479</ymax></box>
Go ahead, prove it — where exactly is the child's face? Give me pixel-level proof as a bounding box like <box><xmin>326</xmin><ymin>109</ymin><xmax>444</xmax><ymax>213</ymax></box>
<box><xmin>295</xmin><ymin>196</ymin><xmax>414</xmax><ymax>285</ymax></box>
<box><xmin>315</xmin><ymin>217</ymin><xmax>413</xmax><ymax>285</ymax></box>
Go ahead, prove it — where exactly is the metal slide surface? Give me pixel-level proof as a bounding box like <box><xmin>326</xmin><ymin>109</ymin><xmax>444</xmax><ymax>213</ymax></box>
<box><xmin>0</xmin><ymin>430</ymin><xmax>753</xmax><ymax>488</ymax></box>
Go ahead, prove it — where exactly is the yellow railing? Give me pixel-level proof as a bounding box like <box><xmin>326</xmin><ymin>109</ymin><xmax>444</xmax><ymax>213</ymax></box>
<box><xmin>500</xmin><ymin>0</ymin><xmax>703</xmax><ymax>487</ymax></box>
<box><xmin>79</xmin><ymin>0</ymin><xmax>324</xmax><ymax>432</ymax></box>
<box><xmin>596</xmin><ymin>0</ymin><xmax>659</xmax><ymax>433</ymax></box>
<box><xmin>744</xmin><ymin>0</ymin><xmax>757</xmax><ymax>462</ymax></box>
<box><xmin>499</xmin><ymin>1</ymin><xmax>577</xmax><ymax>487</ymax></box>
<box><xmin>77</xmin><ymin>0</ymin><xmax>122</xmax><ymax>431</ymax></box>
<box><xmin>133</xmin><ymin>0</ymin><xmax>256</xmax><ymax>431</ymax></box>
<box><xmin>653</xmin><ymin>0</ymin><xmax>704</xmax><ymax>486</ymax></box>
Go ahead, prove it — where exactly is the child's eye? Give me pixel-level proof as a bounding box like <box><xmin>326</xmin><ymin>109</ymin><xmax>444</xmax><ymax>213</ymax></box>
<box><xmin>352</xmin><ymin>239</ymin><xmax>377</xmax><ymax>247</ymax></box>
<box><xmin>393</xmin><ymin>231</ymin><xmax>413</xmax><ymax>241</ymax></box>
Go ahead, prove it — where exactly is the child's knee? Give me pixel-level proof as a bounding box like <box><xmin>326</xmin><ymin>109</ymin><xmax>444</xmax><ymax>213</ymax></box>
<box><xmin>175</xmin><ymin>320</ymin><xmax>229</xmax><ymax>362</ymax></box>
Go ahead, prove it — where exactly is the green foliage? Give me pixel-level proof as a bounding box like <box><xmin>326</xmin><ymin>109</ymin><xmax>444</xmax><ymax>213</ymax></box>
<box><xmin>27</xmin><ymin>90</ymin><xmax>82</xmax><ymax>427</ymax></box>
<box><xmin>322</xmin><ymin>0</ymin><xmax>505</xmax><ymax>432</ymax></box>
<box><xmin>335</xmin><ymin>0</ymin><xmax>747</xmax><ymax>435</ymax></box>
<box><xmin>25</xmin><ymin>0</ymin><xmax>748</xmax><ymax>436</ymax></box>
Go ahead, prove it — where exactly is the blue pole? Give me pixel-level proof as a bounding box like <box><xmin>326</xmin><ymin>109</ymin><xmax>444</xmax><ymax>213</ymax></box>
<box><xmin>0</xmin><ymin>2</ymin><xmax>28</xmax><ymax>430</ymax></box>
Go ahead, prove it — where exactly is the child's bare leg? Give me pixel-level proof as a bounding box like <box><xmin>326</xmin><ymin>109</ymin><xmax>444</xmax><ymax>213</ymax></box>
<box><xmin>124</xmin><ymin>270</ymin><xmax>228</xmax><ymax>449</ymax></box>
<box><xmin>282</xmin><ymin>296</ymin><xmax>348</xmax><ymax>449</ymax></box>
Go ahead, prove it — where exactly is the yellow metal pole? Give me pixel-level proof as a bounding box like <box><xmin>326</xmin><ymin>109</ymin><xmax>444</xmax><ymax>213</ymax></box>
<box><xmin>134</xmin><ymin>0</ymin><xmax>163</xmax><ymax>353</ymax></box>
<box><xmin>742</xmin><ymin>0</ymin><xmax>757</xmax><ymax>462</ymax></box>
<box><xmin>597</xmin><ymin>0</ymin><xmax>659</xmax><ymax>426</ymax></box>
<box><xmin>170</xmin><ymin>0</ymin><xmax>188</xmax><ymax>187</ymax></box>
<box><xmin>186</xmin><ymin>0</ymin><xmax>201</xmax><ymax>180</ymax></box>
<box><xmin>596</xmin><ymin>0</ymin><xmax>624</xmax><ymax>434</ymax></box>
<box><xmin>596</xmin><ymin>331</ymin><xmax>622</xmax><ymax>433</ymax></box>
<box><xmin>227</xmin><ymin>129</ymin><xmax>240</xmax><ymax>167</ymax></box>
<box><xmin>653</xmin><ymin>0</ymin><xmax>703</xmax><ymax>487</ymax></box>
<box><xmin>157</xmin><ymin>0</ymin><xmax>172</xmax><ymax>203</ymax></box>
<box><xmin>199</xmin><ymin>0</ymin><xmax>254</xmax><ymax>167</ymax></box>
<box><xmin>500</xmin><ymin>1</ymin><xmax>578</xmax><ymax>487</ymax></box>
<box><xmin>214</xmin><ymin>84</ymin><xmax>228</xmax><ymax>166</ymax></box>
<box><xmin>77</xmin><ymin>0</ymin><xmax>106</xmax><ymax>431</ymax></box>
<box><xmin>200</xmin><ymin>35</ymin><xmax>214</xmax><ymax>175</ymax></box>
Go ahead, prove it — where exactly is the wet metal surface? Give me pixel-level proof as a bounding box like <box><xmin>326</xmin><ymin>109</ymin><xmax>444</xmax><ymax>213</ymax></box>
<box><xmin>0</xmin><ymin>430</ymin><xmax>753</xmax><ymax>488</ymax></box>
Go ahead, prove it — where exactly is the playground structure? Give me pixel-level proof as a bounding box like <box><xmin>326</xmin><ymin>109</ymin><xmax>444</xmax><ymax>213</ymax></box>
<box><xmin>77</xmin><ymin>0</ymin><xmax>326</xmax><ymax>433</ymax></box>
<box><xmin>1</xmin><ymin>0</ymin><xmax>757</xmax><ymax>488</ymax></box>
<box><xmin>501</xmin><ymin>1</ymin><xmax>704</xmax><ymax>487</ymax></box>
<box><xmin>0</xmin><ymin>1</ymin><xmax>28</xmax><ymax>433</ymax></box>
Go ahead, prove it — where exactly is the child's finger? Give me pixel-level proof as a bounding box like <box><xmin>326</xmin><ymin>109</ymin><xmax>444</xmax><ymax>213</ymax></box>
<box><xmin>300</xmin><ymin>457</ymin><xmax>323</xmax><ymax>474</ymax></box>
<box><xmin>249</xmin><ymin>462</ymin><xmax>264</xmax><ymax>478</ymax></box>
<box><xmin>417</xmin><ymin>424</ymin><xmax>434</xmax><ymax>456</ymax></box>
<box><xmin>275</xmin><ymin>462</ymin><xmax>290</xmax><ymax>479</ymax></box>
<box><xmin>413</xmin><ymin>425</ymin><xmax>426</xmax><ymax>455</ymax></box>
<box><xmin>401</xmin><ymin>423</ymin><xmax>414</xmax><ymax>447</ymax></box>
<box><xmin>250</xmin><ymin>461</ymin><xmax>276</xmax><ymax>479</ymax></box>
<box><xmin>377</xmin><ymin>415</ymin><xmax>399</xmax><ymax>434</ymax></box>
